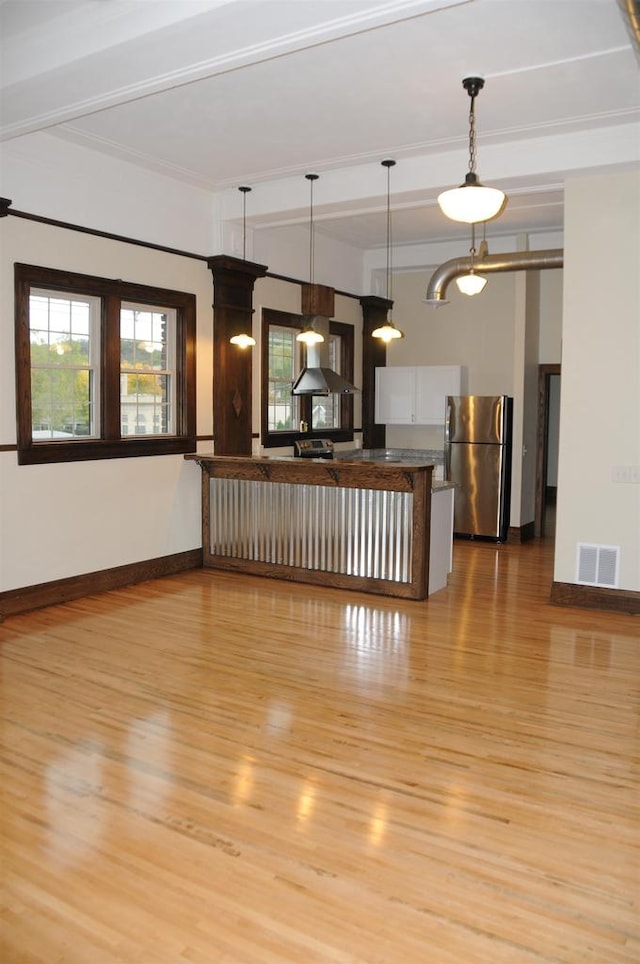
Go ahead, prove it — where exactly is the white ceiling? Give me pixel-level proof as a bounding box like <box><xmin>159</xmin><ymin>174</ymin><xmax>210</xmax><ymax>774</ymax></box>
<box><xmin>1</xmin><ymin>0</ymin><xmax>638</xmax><ymax>252</ymax></box>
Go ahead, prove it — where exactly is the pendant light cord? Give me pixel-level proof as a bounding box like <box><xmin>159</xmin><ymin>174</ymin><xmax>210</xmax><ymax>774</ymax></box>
<box><xmin>239</xmin><ymin>185</ymin><xmax>251</xmax><ymax>260</ymax></box>
<box><xmin>462</xmin><ymin>76</ymin><xmax>484</xmax><ymax>179</ymax></box>
<box><xmin>382</xmin><ymin>159</ymin><xmax>396</xmax><ymax>302</ymax></box>
<box><xmin>468</xmin><ymin>93</ymin><xmax>477</xmax><ymax>176</ymax></box>
<box><xmin>306</xmin><ymin>173</ymin><xmax>318</xmax><ymax>285</ymax></box>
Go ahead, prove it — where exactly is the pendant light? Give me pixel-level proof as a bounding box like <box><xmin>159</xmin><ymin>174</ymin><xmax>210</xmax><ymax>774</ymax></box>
<box><xmin>456</xmin><ymin>222</ymin><xmax>488</xmax><ymax>296</ymax></box>
<box><xmin>437</xmin><ymin>77</ymin><xmax>507</xmax><ymax>224</ymax></box>
<box><xmin>372</xmin><ymin>159</ymin><xmax>404</xmax><ymax>342</ymax></box>
<box><xmin>229</xmin><ymin>185</ymin><xmax>257</xmax><ymax>348</ymax></box>
<box><xmin>297</xmin><ymin>174</ymin><xmax>325</xmax><ymax>346</ymax></box>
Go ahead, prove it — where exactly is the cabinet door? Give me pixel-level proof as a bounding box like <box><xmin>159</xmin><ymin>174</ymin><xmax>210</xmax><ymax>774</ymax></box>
<box><xmin>375</xmin><ymin>367</ymin><xmax>415</xmax><ymax>424</ymax></box>
<box><xmin>414</xmin><ymin>365</ymin><xmax>462</xmax><ymax>424</ymax></box>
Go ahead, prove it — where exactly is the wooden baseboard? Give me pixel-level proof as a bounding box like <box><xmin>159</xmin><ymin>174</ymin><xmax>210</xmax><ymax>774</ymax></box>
<box><xmin>508</xmin><ymin>522</ymin><xmax>535</xmax><ymax>544</ymax></box>
<box><xmin>0</xmin><ymin>549</ymin><xmax>203</xmax><ymax>620</ymax></box>
<box><xmin>550</xmin><ymin>581</ymin><xmax>640</xmax><ymax>615</ymax></box>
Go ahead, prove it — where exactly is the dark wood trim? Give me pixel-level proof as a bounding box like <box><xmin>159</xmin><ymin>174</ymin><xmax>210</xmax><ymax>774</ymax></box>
<box><xmin>102</xmin><ymin>294</ymin><xmax>122</xmax><ymax>439</ymax></box>
<box><xmin>360</xmin><ymin>296</ymin><xmax>392</xmax><ymax>451</ymax></box>
<box><xmin>5</xmin><ymin>204</ymin><xmax>209</xmax><ymax>262</ymax></box>
<box><xmin>330</xmin><ymin>319</ymin><xmax>355</xmax><ymax>436</ymax></box>
<box><xmin>0</xmin><ymin>444</ymin><xmax>17</xmax><ymax>452</ymax></box>
<box><xmin>508</xmin><ymin>522</ymin><xmax>536</xmax><ymax>544</ymax></box>
<box><xmin>0</xmin><ymin>549</ymin><xmax>203</xmax><ymax>621</ymax></box>
<box><xmin>550</xmin><ymin>581</ymin><xmax>640</xmax><ymax>615</ymax></box>
<box><xmin>260</xmin><ymin>308</ymin><xmax>354</xmax><ymax>449</ymax></box>
<box><xmin>14</xmin><ymin>263</ymin><xmax>32</xmax><ymax>454</ymax></box>
<box><xmin>194</xmin><ymin>555</ymin><xmax>426</xmax><ymax>600</ymax></box>
<box><xmin>535</xmin><ymin>364</ymin><xmax>561</xmax><ymax>538</ymax></box>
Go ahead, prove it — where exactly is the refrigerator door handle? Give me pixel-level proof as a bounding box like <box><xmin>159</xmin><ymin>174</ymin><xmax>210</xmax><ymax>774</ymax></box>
<box><xmin>445</xmin><ymin>403</ymin><xmax>452</xmax><ymax>443</ymax></box>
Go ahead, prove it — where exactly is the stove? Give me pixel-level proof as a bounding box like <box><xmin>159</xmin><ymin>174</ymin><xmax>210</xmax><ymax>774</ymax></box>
<box><xmin>294</xmin><ymin>438</ymin><xmax>334</xmax><ymax>459</ymax></box>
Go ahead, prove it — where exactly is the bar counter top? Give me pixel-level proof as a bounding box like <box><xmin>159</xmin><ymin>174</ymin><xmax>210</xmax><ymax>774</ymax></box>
<box><xmin>185</xmin><ymin>452</ymin><xmax>437</xmax><ymax>494</ymax></box>
<box><xmin>185</xmin><ymin>452</ymin><xmax>452</xmax><ymax>488</ymax></box>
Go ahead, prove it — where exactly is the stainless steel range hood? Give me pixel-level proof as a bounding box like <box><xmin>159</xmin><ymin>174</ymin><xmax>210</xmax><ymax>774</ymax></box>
<box><xmin>291</xmin><ymin>314</ymin><xmax>359</xmax><ymax>396</ymax></box>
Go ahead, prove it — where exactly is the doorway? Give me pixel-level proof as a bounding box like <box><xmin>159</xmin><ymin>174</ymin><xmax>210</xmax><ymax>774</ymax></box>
<box><xmin>535</xmin><ymin>364</ymin><xmax>561</xmax><ymax>538</ymax></box>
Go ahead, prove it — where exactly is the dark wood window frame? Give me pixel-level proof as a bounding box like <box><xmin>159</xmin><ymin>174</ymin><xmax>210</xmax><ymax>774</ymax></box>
<box><xmin>14</xmin><ymin>263</ymin><xmax>196</xmax><ymax>465</ymax></box>
<box><xmin>261</xmin><ymin>308</ymin><xmax>354</xmax><ymax>449</ymax></box>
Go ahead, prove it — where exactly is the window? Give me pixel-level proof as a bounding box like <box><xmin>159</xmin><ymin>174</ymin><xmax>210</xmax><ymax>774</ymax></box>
<box><xmin>15</xmin><ymin>264</ymin><xmax>196</xmax><ymax>464</ymax></box>
<box><xmin>120</xmin><ymin>303</ymin><xmax>175</xmax><ymax>437</ymax></box>
<box><xmin>28</xmin><ymin>288</ymin><xmax>100</xmax><ymax>440</ymax></box>
<box><xmin>261</xmin><ymin>308</ymin><xmax>354</xmax><ymax>448</ymax></box>
<box><xmin>266</xmin><ymin>322</ymin><xmax>301</xmax><ymax>433</ymax></box>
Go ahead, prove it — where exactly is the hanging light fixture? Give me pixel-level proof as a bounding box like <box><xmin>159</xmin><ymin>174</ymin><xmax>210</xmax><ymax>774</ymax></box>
<box><xmin>296</xmin><ymin>174</ymin><xmax>325</xmax><ymax>346</ymax></box>
<box><xmin>437</xmin><ymin>77</ymin><xmax>507</xmax><ymax>224</ymax></box>
<box><xmin>372</xmin><ymin>159</ymin><xmax>404</xmax><ymax>342</ymax></box>
<box><xmin>456</xmin><ymin>222</ymin><xmax>488</xmax><ymax>296</ymax></box>
<box><xmin>229</xmin><ymin>185</ymin><xmax>257</xmax><ymax>348</ymax></box>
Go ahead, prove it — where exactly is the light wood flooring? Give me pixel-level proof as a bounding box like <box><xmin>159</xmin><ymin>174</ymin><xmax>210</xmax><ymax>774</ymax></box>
<box><xmin>1</xmin><ymin>536</ymin><xmax>638</xmax><ymax>963</ymax></box>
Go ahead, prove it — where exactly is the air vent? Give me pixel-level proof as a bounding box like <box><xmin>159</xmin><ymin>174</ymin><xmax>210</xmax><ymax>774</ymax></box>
<box><xmin>576</xmin><ymin>543</ymin><xmax>620</xmax><ymax>588</ymax></box>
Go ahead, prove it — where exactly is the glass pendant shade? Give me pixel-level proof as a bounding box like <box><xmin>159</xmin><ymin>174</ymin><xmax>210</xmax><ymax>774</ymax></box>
<box><xmin>229</xmin><ymin>332</ymin><xmax>256</xmax><ymax>348</ymax></box>
<box><xmin>438</xmin><ymin>182</ymin><xmax>505</xmax><ymax>224</ymax></box>
<box><xmin>296</xmin><ymin>325</ymin><xmax>324</xmax><ymax>345</ymax></box>
<box><xmin>372</xmin><ymin>319</ymin><xmax>404</xmax><ymax>342</ymax></box>
<box><xmin>456</xmin><ymin>271</ymin><xmax>488</xmax><ymax>296</ymax></box>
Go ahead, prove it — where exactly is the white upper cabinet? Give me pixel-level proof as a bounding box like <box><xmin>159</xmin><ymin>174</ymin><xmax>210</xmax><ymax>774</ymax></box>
<box><xmin>375</xmin><ymin>365</ymin><xmax>465</xmax><ymax>425</ymax></box>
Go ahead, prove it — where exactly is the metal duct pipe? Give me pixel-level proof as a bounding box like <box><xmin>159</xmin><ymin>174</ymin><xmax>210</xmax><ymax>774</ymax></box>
<box><xmin>617</xmin><ymin>0</ymin><xmax>640</xmax><ymax>63</ymax></box>
<box><xmin>424</xmin><ymin>249</ymin><xmax>564</xmax><ymax>306</ymax></box>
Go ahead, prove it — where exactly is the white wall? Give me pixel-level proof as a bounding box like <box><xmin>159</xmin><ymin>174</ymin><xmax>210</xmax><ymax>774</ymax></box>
<box><xmin>253</xmin><ymin>224</ymin><xmax>364</xmax><ymax>296</ymax></box>
<box><xmin>520</xmin><ymin>269</ymin><xmax>542</xmax><ymax>526</ymax></box>
<box><xmin>1</xmin><ymin>132</ymin><xmax>217</xmax><ymax>255</ymax></box>
<box><xmin>539</xmin><ymin>269</ymin><xmax>563</xmax><ymax>364</ymax></box>
<box><xmin>555</xmin><ymin>170</ymin><xmax>640</xmax><ymax>591</ymax></box>
<box><xmin>0</xmin><ymin>216</ymin><xmax>213</xmax><ymax>592</ymax></box>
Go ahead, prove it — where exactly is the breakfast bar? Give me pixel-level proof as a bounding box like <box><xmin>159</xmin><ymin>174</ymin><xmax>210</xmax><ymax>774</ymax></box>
<box><xmin>186</xmin><ymin>454</ymin><xmax>454</xmax><ymax>600</ymax></box>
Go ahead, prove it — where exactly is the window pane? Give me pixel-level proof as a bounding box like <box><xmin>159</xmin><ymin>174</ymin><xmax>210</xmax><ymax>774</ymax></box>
<box><xmin>268</xmin><ymin>324</ymin><xmax>298</xmax><ymax>431</ymax></box>
<box><xmin>31</xmin><ymin>368</ymin><xmax>94</xmax><ymax>439</ymax></box>
<box><xmin>120</xmin><ymin>305</ymin><xmax>175</xmax><ymax>436</ymax></box>
<box><xmin>29</xmin><ymin>290</ymin><xmax>98</xmax><ymax>438</ymax></box>
<box><xmin>311</xmin><ymin>333</ymin><xmax>341</xmax><ymax>430</ymax></box>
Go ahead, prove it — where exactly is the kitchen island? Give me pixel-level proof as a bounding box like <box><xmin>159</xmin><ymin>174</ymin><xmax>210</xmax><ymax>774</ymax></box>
<box><xmin>185</xmin><ymin>453</ymin><xmax>453</xmax><ymax>600</ymax></box>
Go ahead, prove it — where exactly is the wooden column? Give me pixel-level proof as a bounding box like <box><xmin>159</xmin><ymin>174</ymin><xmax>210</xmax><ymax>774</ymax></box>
<box><xmin>207</xmin><ymin>255</ymin><xmax>268</xmax><ymax>456</ymax></box>
<box><xmin>360</xmin><ymin>295</ymin><xmax>392</xmax><ymax>451</ymax></box>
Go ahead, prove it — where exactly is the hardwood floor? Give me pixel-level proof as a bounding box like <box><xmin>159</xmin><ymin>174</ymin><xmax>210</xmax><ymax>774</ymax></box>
<box><xmin>1</xmin><ymin>536</ymin><xmax>638</xmax><ymax>963</ymax></box>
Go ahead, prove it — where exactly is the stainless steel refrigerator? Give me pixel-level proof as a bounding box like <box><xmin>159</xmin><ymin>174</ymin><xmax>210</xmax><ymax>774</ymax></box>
<box><xmin>445</xmin><ymin>395</ymin><xmax>513</xmax><ymax>542</ymax></box>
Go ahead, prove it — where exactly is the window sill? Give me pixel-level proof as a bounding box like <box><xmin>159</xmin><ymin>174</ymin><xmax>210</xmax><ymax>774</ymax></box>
<box><xmin>17</xmin><ymin>435</ymin><xmax>197</xmax><ymax>465</ymax></box>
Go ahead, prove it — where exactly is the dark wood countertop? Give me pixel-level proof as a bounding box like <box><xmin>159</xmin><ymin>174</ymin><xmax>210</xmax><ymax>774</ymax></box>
<box><xmin>184</xmin><ymin>452</ymin><xmax>433</xmax><ymax>493</ymax></box>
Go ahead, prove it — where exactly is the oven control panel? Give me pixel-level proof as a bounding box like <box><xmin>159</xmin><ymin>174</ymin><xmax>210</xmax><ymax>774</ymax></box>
<box><xmin>294</xmin><ymin>438</ymin><xmax>334</xmax><ymax>458</ymax></box>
